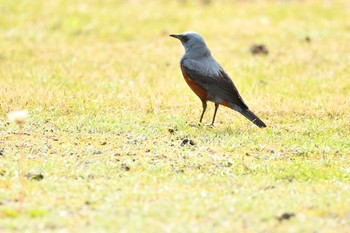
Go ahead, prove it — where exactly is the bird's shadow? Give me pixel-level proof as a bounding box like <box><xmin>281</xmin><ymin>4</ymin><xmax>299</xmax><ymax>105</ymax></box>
<box><xmin>189</xmin><ymin>123</ymin><xmax>214</xmax><ymax>128</ymax></box>
<box><xmin>188</xmin><ymin>122</ymin><xmax>255</xmax><ymax>135</ymax></box>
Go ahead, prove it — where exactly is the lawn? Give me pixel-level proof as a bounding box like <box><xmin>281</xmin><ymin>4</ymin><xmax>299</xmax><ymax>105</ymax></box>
<box><xmin>1</xmin><ymin>0</ymin><xmax>350</xmax><ymax>232</ymax></box>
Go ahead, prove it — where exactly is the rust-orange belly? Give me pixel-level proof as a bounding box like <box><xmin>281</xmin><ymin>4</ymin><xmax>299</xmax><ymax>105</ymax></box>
<box><xmin>181</xmin><ymin>65</ymin><xmax>208</xmax><ymax>102</ymax></box>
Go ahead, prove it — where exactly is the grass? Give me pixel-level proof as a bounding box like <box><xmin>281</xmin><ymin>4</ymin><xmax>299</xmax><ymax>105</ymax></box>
<box><xmin>1</xmin><ymin>0</ymin><xmax>350</xmax><ymax>232</ymax></box>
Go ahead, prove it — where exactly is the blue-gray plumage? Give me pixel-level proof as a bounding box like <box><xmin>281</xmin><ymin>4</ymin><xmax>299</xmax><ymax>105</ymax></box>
<box><xmin>170</xmin><ymin>32</ymin><xmax>266</xmax><ymax>128</ymax></box>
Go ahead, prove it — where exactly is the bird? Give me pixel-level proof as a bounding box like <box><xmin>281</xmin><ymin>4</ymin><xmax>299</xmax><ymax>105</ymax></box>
<box><xmin>170</xmin><ymin>32</ymin><xmax>266</xmax><ymax>128</ymax></box>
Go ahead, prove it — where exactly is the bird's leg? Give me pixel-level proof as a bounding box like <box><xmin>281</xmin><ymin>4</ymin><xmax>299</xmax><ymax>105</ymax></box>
<box><xmin>199</xmin><ymin>101</ymin><xmax>207</xmax><ymax>124</ymax></box>
<box><xmin>211</xmin><ymin>103</ymin><xmax>219</xmax><ymax>126</ymax></box>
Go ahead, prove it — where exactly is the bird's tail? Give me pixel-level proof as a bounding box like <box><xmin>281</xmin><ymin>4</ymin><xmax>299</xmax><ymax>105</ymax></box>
<box><xmin>239</xmin><ymin>109</ymin><xmax>266</xmax><ymax>128</ymax></box>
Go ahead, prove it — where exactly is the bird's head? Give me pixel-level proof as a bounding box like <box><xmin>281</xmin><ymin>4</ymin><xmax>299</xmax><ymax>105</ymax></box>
<box><xmin>170</xmin><ymin>32</ymin><xmax>209</xmax><ymax>55</ymax></box>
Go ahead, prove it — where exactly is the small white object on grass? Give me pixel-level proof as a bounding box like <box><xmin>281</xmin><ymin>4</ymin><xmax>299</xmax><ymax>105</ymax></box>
<box><xmin>7</xmin><ymin>110</ymin><xmax>29</xmax><ymax>126</ymax></box>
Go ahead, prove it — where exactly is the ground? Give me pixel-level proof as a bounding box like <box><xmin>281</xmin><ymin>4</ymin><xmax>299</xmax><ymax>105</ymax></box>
<box><xmin>0</xmin><ymin>0</ymin><xmax>350</xmax><ymax>232</ymax></box>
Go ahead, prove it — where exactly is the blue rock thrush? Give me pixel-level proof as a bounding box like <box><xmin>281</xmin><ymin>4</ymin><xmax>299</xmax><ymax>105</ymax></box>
<box><xmin>170</xmin><ymin>32</ymin><xmax>266</xmax><ymax>128</ymax></box>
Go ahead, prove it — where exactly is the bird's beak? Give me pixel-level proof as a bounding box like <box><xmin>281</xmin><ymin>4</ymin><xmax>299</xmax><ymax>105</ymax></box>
<box><xmin>169</xmin><ymin>34</ymin><xmax>182</xmax><ymax>40</ymax></box>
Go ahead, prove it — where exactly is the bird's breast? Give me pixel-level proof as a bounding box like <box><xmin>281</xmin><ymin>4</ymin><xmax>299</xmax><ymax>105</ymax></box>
<box><xmin>180</xmin><ymin>65</ymin><xmax>208</xmax><ymax>102</ymax></box>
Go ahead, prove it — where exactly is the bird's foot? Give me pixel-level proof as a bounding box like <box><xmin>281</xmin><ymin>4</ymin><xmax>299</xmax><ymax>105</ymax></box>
<box><xmin>189</xmin><ymin>123</ymin><xmax>201</xmax><ymax>128</ymax></box>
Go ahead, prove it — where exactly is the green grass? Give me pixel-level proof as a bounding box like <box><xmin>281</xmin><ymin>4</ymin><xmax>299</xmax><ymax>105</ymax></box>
<box><xmin>1</xmin><ymin>0</ymin><xmax>350</xmax><ymax>232</ymax></box>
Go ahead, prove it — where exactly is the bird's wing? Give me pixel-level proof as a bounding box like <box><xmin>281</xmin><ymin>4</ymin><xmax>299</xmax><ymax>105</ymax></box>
<box><xmin>182</xmin><ymin>58</ymin><xmax>248</xmax><ymax>109</ymax></box>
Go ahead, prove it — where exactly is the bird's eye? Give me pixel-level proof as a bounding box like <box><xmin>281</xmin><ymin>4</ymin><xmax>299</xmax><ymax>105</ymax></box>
<box><xmin>182</xmin><ymin>36</ymin><xmax>189</xmax><ymax>42</ymax></box>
